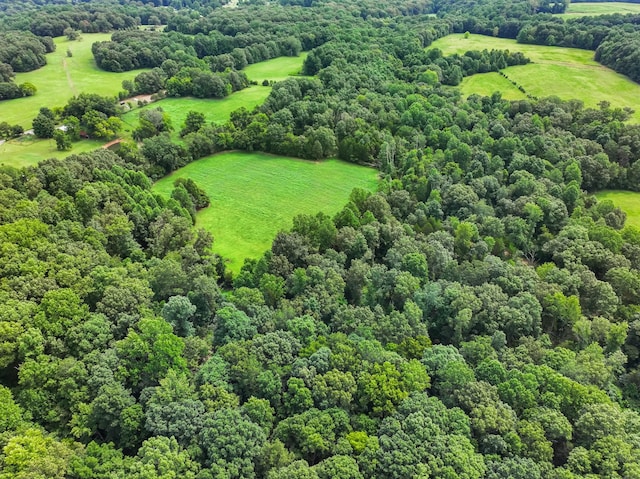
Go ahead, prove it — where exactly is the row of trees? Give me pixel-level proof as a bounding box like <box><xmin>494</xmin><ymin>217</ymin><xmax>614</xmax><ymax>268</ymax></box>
<box><xmin>123</xmin><ymin>65</ymin><xmax>251</xmax><ymax>99</ymax></box>
<box><xmin>92</xmin><ymin>29</ymin><xmax>306</xmax><ymax>73</ymax></box>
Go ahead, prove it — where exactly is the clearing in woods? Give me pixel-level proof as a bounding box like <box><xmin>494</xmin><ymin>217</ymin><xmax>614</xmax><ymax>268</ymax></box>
<box><xmin>430</xmin><ymin>34</ymin><xmax>640</xmax><ymax>122</ymax></box>
<box><xmin>0</xmin><ymin>136</ymin><xmax>105</xmax><ymax>169</ymax></box>
<box><xmin>152</xmin><ymin>151</ymin><xmax>380</xmax><ymax>273</ymax></box>
<box><xmin>243</xmin><ymin>53</ymin><xmax>309</xmax><ymax>83</ymax></box>
<box><xmin>595</xmin><ymin>190</ymin><xmax>640</xmax><ymax>229</ymax></box>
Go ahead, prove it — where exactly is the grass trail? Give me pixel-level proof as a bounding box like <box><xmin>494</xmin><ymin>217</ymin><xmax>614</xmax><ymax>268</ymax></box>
<box><xmin>152</xmin><ymin>152</ymin><xmax>379</xmax><ymax>273</ymax></box>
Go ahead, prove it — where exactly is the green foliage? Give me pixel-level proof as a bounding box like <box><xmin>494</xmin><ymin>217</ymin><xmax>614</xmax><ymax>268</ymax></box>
<box><xmin>4</xmin><ymin>3</ymin><xmax>640</xmax><ymax>479</ymax></box>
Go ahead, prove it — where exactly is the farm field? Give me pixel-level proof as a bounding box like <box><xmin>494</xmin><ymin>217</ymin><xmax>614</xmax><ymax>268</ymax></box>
<box><xmin>595</xmin><ymin>190</ymin><xmax>640</xmax><ymax>228</ymax></box>
<box><xmin>0</xmin><ymin>33</ymin><xmax>147</xmax><ymax>128</ymax></box>
<box><xmin>152</xmin><ymin>151</ymin><xmax>379</xmax><ymax>273</ymax></box>
<box><xmin>121</xmin><ymin>86</ymin><xmax>272</xmax><ymax>140</ymax></box>
<box><xmin>432</xmin><ymin>34</ymin><xmax>640</xmax><ymax>122</ymax></box>
<box><xmin>558</xmin><ymin>2</ymin><xmax>640</xmax><ymax>18</ymax></box>
<box><xmin>243</xmin><ymin>53</ymin><xmax>309</xmax><ymax>82</ymax></box>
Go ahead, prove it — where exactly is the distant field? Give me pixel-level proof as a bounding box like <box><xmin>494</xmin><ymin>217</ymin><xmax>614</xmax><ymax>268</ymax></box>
<box><xmin>0</xmin><ymin>33</ymin><xmax>148</xmax><ymax>168</ymax></box>
<box><xmin>431</xmin><ymin>34</ymin><xmax>640</xmax><ymax>122</ymax></box>
<box><xmin>152</xmin><ymin>152</ymin><xmax>379</xmax><ymax>273</ymax></box>
<box><xmin>0</xmin><ymin>33</ymin><xmax>147</xmax><ymax>128</ymax></box>
<box><xmin>243</xmin><ymin>53</ymin><xmax>308</xmax><ymax>82</ymax></box>
<box><xmin>121</xmin><ymin>86</ymin><xmax>272</xmax><ymax>140</ymax></box>
<box><xmin>595</xmin><ymin>190</ymin><xmax>640</xmax><ymax>228</ymax></box>
<box><xmin>558</xmin><ymin>2</ymin><xmax>640</xmax><ymax>18</ymax></box>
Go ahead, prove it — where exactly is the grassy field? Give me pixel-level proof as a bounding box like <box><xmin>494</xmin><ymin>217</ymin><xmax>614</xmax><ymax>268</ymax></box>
<box><xmin>431</xmin><ymin>34</ymin><xmax>640</xmax><ymax>122</ymax></box>
<box><xmin>459</xmin><ymin>72</ymin><xmax>527</xmax><ymax>101</ymax></box>
<box><xmin>0</xmin><ymin>137</ymin><xmax>105</xmax><ymax>169</ymax></box>
<box><xmin>121</xmin><ymin>86</ymin><xmax>272</xmax><ymax>140</ymax></box>
<box><xmin>558</xmin><ymin>2</ymin><xmax>640</xmax><ymax>18</ymax></box>
<box><xmin>243</xmin><ymin>53</ymin><xmax>308</xmax><ymax>82</ymax></box>
<box><xmin>595</xmin><ymin>190</ymin><xmax>640</xmax><ymax>228</ymax></box>
<box><xmin>0</xmin><ymin>33</ymin><xmax>147</xmax><ymax>128</ymax></box>
<box><xmin>153</xmin><ymin>151</ymin><xmax>379</xmax><ymax>273</ymax></box>
<box><xmin>0</xmin><ymin>33</ymin><xmax>148</xmax><ymax>168</ymax></box>
<box><xmin>1</xmin><ymin>46</ymin><xmax>306</xmax><ymax>167</ymax></box>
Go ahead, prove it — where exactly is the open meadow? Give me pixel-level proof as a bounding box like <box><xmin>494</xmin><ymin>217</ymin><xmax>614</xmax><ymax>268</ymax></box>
<box><xmin>431</xmin><ymin>33</ymin><xmax>640</xmax><ymax>122</ymax></box>
<box><xmin>558</xmin><ymin>2</ymin><xmax>640</xmax><ymax>18</ymax></box>
<box><xmin>243</xmin><ymin>53</ymin><xmax>308</xmax><ymax>82</ymax></box>
<box><xmin>595</xmin><ymin>190</ymin><xmax>640</xmax><ymax>228</ymax></box>
<box><xmin>152</xmin><ymin>151</ymin><xmax>379</xmax><ymax>273</ymax></box>
<box><xmin>0</xmin><ymin>52</ymin><xmax>306</xmax><ymax>167</ymax></box>
<box><xmin>0</xmin><ymin>136</ymin><xmax>105</xmax><ymax>169</ymax></box>
<box><xmin>0</xmin><ymin>33</ymin><xmax>147</xmax><ymax>128</ymax></box>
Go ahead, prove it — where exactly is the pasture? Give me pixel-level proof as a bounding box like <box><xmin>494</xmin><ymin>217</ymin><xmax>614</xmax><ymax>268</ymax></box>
<box><xmin>243</xmin><ymin>53</ymin><xmax>309</xmax><ymax>82</ymax></box>
<box><xmin>595</xmin><ymin>190</ymin><xmax>640</xmax><ymax>229</ymax></box>
<box><xmin>431</xmin><ymin>34</ymin><xmax>640</xmax><ymax>122</ymax></box>
<box><xmin>1</xmin><ymin>33</ymin><xmax>147</xmax><ymax>128</ymax></box>
<box><xmin>0</xmin><ymin>136</ymin><xmax>105</xmax><ymax>169</ymax></box>
<box><xmin>558</xmin><ymin>2</ymin><xmax>640</xmax><ymax>18</ymax></box>
<box><xmin>459</xmin><ymin>72</ymin><xmax>527</xmax><ymax>101</ymax></box>
<box><xmin>152</xmin><ymin>151</ymin><xmax>379</xmax><ymax>273</ymax></box>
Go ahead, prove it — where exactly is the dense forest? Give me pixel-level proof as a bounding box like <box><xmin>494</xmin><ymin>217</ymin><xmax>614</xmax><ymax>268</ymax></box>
<box><xmin>4</xmin><ymin>0</ymin><xmax>640</xmax><ymax>478</ymax></box>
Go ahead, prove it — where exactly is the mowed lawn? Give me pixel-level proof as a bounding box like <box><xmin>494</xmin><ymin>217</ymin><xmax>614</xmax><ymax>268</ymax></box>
<box><xmin>153</xmin><ymin>151</ymin><xmax>379</xmax><ymax>273</ymax></box>
<box><xmin>1</xmin><ymin>33</ymin><xmax>148</xmax><ymax>128</ymax></box>
<box><xmin>558</xmin><ymin>2</ymin><xmax>640</xmax><ymax>18</ymax></box>
<box><xmin>121</xmin><ymin>86</ymin><xmax>272</xmax><ymax>139</ymax></box>
<box><xmin>243</xmin><ymin>53</ymin><xmax>308</xmax><ymax>82</ymax></box>
<box><xmin>431</xmin><ymin>34</ymin><xmax>640</xmax><ymax>122</ymax></box>
<box><xmin>595</xmin><ymin>190</ymin><xmax>640</xmax><ymax>229</ymax></box>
